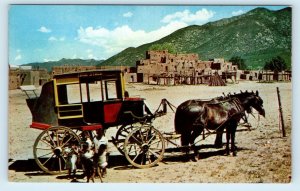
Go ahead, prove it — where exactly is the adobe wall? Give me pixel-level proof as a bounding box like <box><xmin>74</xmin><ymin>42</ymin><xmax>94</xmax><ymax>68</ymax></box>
<box><xmin>52</xmin><ymin>66</ymin><xmax>97</xmax><ymax>75</ymax></box>
<box><xmin>9</xmin><ymin>68</ymin><xmax>50</xmax><ymax>89</ymax></box>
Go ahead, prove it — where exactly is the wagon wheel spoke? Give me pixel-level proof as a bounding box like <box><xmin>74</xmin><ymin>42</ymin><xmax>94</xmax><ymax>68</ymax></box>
<box><xmin>148</xmin><ymin>148</ymin><xmax>162</xmax><ymax>158</ymax></box>
<box><xmin>42</xmin><ymin>153</ymin><xmax>55</xmax><ymax>165</ymax></box>
<box><xmin>145</xmin><ymin>127</ymin><xmax>153</xmax><ymax>142</ymax></box>
<box><xmin>40</xmin><ymin>138</ymin><xmax>54</xmax><ymax>148</ymax></box>
<box><xmin>35</xmin><ymin>147</ymin><xmax>52</xmax><ymax>151</ymax></box>
<box><xmin>58</xmin><ymin>157</ymin><xmax>62</xmax><ymax>172</ymax></box>
<box><xmin>146</xmin><ymin>152</ymin><xmax>152</xmax><ymax>164</ymax></box>
<box><xmin>138</xmin><ymin>128</ymin><xmax>145</xmax><ymax>143</ymax></box>
<box><xmin>130</xmin><ymin>134</ymin><xmax>143</xmax><ymax>145</ymax></box>
<box><xmin>147</xmin><ymin>134</ymin><xmax>156</xmax><ymax>144</ymax></box>
<box><xmin>131</xmin><ymin>149</ymin><xmax>143</xmax><ymax>162</ymax></box>
<box><xmin>59</xmin><ymin>130</ymin><xmax>67</xmax><ymax>146</ymax></box>
<box><xmin>148</xmin><ymin>139</ymin><xmax>162</xmax><ymax>146</ymax></box>
<box><xmin>60</xmin><ymin>135</ymin><xmax>74</xmax><ymax>148</ymax></box>
<box><xmin>55</xmin><ymin>130</ymin><xmax>59</xmax><ymax>147</ymax></box>
<box><xmin>127</xmin><ymin>144</ymin><xmax>140</xmax><ymax>156</ymax></box>
<box><xmin>46</xmin><ymin>131</ymin><xmax>56</xmax><ymax>147</ymax></box>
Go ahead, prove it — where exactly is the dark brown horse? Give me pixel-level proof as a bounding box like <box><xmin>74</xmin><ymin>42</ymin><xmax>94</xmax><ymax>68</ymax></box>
<box><xmin>174</xmin><ymin>90</ymin><xmax>265</xmax><ymax>160</ymax></box>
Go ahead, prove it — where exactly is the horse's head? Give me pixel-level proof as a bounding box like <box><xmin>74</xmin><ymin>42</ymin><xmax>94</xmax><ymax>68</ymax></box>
<box><xmin>243</xmin><ymin>90</ymin><xmax>265</xmax><ymax>117</ymax></box>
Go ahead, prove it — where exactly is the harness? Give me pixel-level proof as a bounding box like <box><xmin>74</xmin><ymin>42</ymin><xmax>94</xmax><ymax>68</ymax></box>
<box><xmin>193</xmin><ymin>97</ymin><xmax>245</xmax><ymax>141</ymax></box>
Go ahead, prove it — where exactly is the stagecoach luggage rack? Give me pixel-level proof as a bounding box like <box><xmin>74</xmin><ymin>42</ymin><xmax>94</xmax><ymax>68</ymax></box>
<box><xmin>20</xmin><ymin>85</ymin><xmax>38</xmax><ymax>99</ymax></box>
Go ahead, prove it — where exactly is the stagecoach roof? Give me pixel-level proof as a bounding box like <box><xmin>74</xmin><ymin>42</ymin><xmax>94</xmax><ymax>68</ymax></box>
<box><xmin>53</xmin><ymin>69</ymin><xmax>122</xmax><ymax>80</ymax></box>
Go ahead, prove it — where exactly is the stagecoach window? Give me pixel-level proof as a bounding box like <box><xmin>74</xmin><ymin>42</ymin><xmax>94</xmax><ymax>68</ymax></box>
<box><xmin>105</xmin><ymin>80</ymin><xmax>118</xmax><ymax>100</ymax></box>
<box><xmin>66</xmin><ymin>84</ymin><xmax>81</xmax><ymax>104</ymax></box>
<box><xmin>88</xmin><ymin>81</ymin><xmax>102</xmax><ymax>102</ymax></box>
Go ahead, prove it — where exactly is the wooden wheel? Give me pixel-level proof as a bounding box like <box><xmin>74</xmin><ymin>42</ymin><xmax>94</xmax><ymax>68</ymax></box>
<box><xmin>33</xmin><ymin>126</ymin><xmax>80</xmax><ymax>174</ymax></box>
<box><xmin>124</xmin><ymin>125</ymin><xmax>165</xmax><ymax>168</ymax></box>
<box><xmin>113</xmin><ymin>124</ymin><xmax>137</xmax><ymax>155</ymax></box>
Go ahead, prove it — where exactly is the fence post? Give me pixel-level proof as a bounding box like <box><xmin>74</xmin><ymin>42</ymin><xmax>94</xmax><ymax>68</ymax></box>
<box><xmin>276</xmin><ymin>87</ymin><xmax>286</xmax><ymax>137</ymax></box>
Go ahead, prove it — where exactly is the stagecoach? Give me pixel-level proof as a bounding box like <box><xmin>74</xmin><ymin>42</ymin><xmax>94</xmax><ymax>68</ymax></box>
<box><xmin>24</xmin><ymin>70</ymin><xmax>171</xmax><ymax>174</ymax></box>
<box><xmin>24</xmin><ymin>69</ymin><xmax>265</xmax><ymax>175</ymax></box>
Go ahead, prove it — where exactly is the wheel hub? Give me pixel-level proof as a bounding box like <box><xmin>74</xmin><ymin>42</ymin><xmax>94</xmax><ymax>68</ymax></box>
<box><xmin>53</xmin><ymin>147</ymin><xmax>62</xmax><ymax>156</ymax></box>
<box><xmin>142</xmin><ymin>143</ymin><xmax>149</xmax><ymax>152</ymax></box>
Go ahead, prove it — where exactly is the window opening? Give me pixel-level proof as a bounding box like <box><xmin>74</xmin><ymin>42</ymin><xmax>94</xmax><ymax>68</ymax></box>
<box><xmin>104</xmin><ymin>80</ymin><xmax>118</xmax><ymax>100</ymax></box>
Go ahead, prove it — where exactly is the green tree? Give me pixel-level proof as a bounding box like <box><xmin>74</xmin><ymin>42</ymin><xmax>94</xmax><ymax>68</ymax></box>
<box><xmin>229</xmin><ymin>56</ymin><xmax>247</xmax><ymax>70</ymax></box>
<box><xmin>264</xmin><ymin>56</ymin><xmax>287</xmax><ymax>71</ymax></box>
<box><xmin>149</xmin><ymin>43</ymin><xmax>177</xmax><ymax>53</ymax></box>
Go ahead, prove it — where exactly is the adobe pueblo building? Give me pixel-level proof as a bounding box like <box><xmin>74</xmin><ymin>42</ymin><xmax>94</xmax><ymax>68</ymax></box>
<box><xmin>136</xmin><ymin>50</ymin><xmax>238</xmax><ymax>85</ymax></box>
<box><xmin>9</xmin><ymin>65</ymin><xmax>50</xmax><ymax>90</ymax></box>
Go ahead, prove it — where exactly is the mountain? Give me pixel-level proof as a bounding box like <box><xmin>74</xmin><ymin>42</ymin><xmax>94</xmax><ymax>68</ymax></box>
<box><xmin>100</xmin><ymin>7</ymin><xmax>291</xmax><ymax>69</ymax></box>
<box><xmin>22</xmin><ymin>58</ymin><xmax>104</xmax><ymax>72</ymax></box>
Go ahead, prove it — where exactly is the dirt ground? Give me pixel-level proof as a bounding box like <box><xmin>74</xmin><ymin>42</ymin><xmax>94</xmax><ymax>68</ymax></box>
<box><xmin>8</xmin><ymin>81</ymin><xmax>292</xmax><ymax>183</ymax></box>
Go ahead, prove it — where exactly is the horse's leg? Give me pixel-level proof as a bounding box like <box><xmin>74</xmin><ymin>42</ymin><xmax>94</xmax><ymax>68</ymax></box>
<box><xmin>180</xmin><ymin>131</ymin><xmax>191</xmax><ymax>161</ymax></box>
<box><xmin>225</xmin><ymin>125</ymin><xmax>230</xmax><ymax>156</ymax></box>
<box><xmin>231</xmin><ymin>123</ymin><xmax>238</xmax><ymax>156</ymax></box>
<box><xmin>214</xmin><ymin>128</ymin><xmax>224</xmax><ymax>148</ymax></box>
<box><xmin>190</xmin><ymin>126</ymin><xmax>203</xmax><ymax>161</ymax></box>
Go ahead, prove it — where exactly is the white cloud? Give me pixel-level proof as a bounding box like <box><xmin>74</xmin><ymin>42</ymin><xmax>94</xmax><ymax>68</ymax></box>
<box><xmin>77</xmin><ymin>21</ymin><xmax>187</xmax><ymax>58</ymax></box>
<box><xmin>123</xmin><ymin>12</ymin><xmax>133</xmax><ymax>18</ymax></box>
<box><xmin>48</xmin><ymin>36</ymin><xmax>65</xmax><ymax>41</ymax></box>
<box><xmin>43</xmin><ymin>58</ymin><xmax>57</xmax><ymax>62</ymax></box>
<box><xmin>88</xmin><ymin>54</ymin><xmax>98</xmax><ymax>60</ymax></box>
<box><xmin>15</xmin><ymin>54</ymin><xmax>22</xmax><ymax>61</ymax></box>
<box><xmin>48</xmin><ymin>36</ymin><xmax>57</xmax><ymax>41</ymax></box>
<box><xmin>232</xmin><ymin>10</ymin><xmax>245</xmax><ymax>16</ymax></box>
<box><xmin>38</xmin><ymin>26</ymin><xmax>51</xmax><ymax>33</ymax></box>
<box><xmin>161</xmin><ymin>9</ymin><xmax>215</xmax><ymax>24</ymax></box>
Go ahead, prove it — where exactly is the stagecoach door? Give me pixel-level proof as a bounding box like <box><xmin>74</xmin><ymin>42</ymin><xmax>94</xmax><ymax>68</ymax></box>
<box><xmin>79</xmin><ymin>76</ymin><xmax>123</xmax><ymax>125</ymax></box>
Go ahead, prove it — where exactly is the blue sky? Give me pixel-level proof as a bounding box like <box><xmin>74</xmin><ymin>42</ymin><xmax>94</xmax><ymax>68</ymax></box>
<box><xmin>9</xmin><ymin>5</ymin><xmax>288</xmax><ymax>65</ymax></box>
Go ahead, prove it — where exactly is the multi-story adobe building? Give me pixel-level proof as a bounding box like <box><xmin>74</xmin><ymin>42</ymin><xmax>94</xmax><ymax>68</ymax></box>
<box><xmin>136</xmin><ymin>50</ymin><xmax>237</xmax><ymax>84</ymax></box>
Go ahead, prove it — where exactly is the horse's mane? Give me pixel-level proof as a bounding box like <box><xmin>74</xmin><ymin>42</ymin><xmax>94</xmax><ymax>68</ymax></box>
<box><xmin>224</xmin><ymin>90</ymin><xmax>257</xmax><ymax>99</ymax></box>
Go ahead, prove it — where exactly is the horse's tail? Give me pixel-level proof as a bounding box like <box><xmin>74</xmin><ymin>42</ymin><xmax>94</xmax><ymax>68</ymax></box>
<box><xmin>174</xmin><ymin>107</ymin><xmax>183</xmax><ymax>134</ymax></box>
<box><xmin>175</xmin><ymin>108</ymin><xmax>189</xmax><ymax>147</ymax></box>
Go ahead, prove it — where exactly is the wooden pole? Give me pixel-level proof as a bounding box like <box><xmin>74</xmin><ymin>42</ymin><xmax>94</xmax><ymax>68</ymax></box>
<box><xmin>277</xmin><ymin>87</ymin><xmax>286</xmax><ymax>137</ymax></box>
